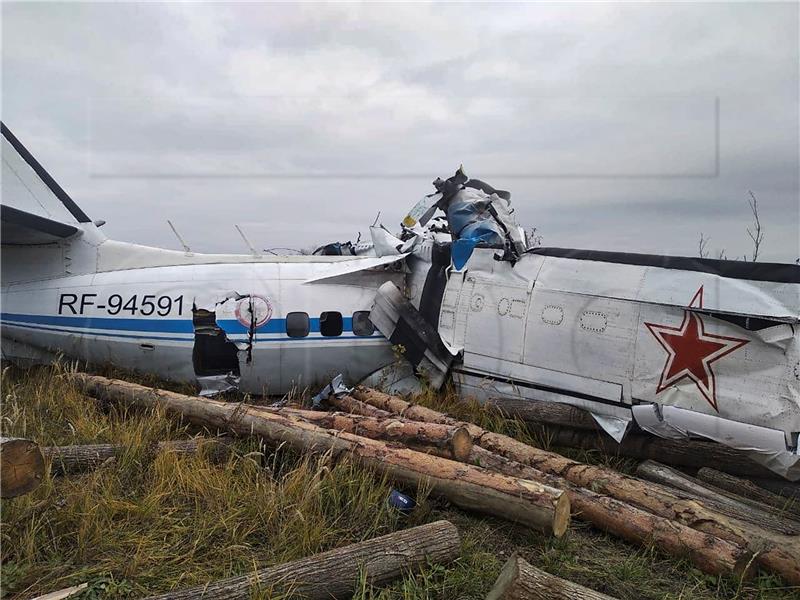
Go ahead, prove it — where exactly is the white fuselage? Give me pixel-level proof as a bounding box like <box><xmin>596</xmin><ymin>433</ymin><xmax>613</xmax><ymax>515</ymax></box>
<box><xmin>439</xmin><ymin>248</ymin><xmax>800</xmax><ymax>454</ymax></box>
<box><xmin>1</xmin><ymin>239</ymin><xmax>403</xmax><ymax>395</ymax></box>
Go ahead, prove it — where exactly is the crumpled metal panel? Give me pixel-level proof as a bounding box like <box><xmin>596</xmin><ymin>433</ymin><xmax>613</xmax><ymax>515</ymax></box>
<box><xmin>633</xmin><ymin>403</ymin><xmax>799</xmax><ymax>480</ymax></box>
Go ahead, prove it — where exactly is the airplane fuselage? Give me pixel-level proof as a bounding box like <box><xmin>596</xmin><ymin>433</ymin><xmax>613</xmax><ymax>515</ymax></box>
<box><xmin>1</xmin><ymin>252</ymin><xmax>402</xmax><ymax>395</ymax></box>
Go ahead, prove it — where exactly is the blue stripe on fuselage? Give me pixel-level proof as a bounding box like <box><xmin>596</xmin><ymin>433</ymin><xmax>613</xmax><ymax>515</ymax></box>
<box><xmin>0</xmin><ymin>313</ymin><xmax>375</xmax><ymax>341</ymax></box>
<box><xmin>1</xmin><ymin>312</ymin><xmax>195</xmax><ymax>333</ymax></box>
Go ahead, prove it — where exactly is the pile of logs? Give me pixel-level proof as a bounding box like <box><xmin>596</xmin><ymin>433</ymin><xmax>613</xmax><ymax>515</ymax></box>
<box><xmin>69</xmin><ymin>375</ymin><xmax>800</xmax><ymax>582</ymax></box>
<box><xmin>6</xmin><ymin>372</ymin><xmax>800</xmax><ymax>598</ymax></box>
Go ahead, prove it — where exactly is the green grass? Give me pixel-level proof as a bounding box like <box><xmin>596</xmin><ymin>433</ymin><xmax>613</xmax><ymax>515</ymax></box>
<box><xmin>2</xmin><ymin>365</ymin><xmax>799</xmax><ymax>599</ymax></box>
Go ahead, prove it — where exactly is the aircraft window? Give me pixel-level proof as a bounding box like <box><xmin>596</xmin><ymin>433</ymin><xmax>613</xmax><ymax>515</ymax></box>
<box><xmin>286</xmin><ymin>312</ymin><xmax>309</xmax><ymax>338</ymax></box>
<box><xmin>352</xmin><ymin>311</ymin><xmax>375</xmax><ymax>336</ymax></box>
<box><xmin>320</xmin><ymin>311</ymin><xmax>343</xmax><ymax>337</ymax></box>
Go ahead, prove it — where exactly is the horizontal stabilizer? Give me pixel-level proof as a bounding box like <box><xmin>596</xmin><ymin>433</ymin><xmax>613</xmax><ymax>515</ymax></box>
<box><xmin>1</xmin><ymin>204</ymin><xmax>80</xmax><ymax>245</ymax></box>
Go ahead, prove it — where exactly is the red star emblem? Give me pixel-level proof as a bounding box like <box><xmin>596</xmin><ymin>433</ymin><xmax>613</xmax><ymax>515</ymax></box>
<box><xmin>645</xmin><ymin>286</ymin><xmax>748</xmax><ymax>412</ymax></box>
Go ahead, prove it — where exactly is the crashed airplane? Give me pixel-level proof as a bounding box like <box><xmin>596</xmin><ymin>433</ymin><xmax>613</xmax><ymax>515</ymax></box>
<box><xmin>2</xmin><ymin>122</ymin><xmax>799</xmax><ymax>479</ymax></box>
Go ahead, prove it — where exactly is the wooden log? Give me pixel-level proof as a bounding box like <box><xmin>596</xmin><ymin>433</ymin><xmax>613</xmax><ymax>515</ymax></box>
<box><xmin>259</xmin><ymin>408</ymin><xmax>473</xmax><ymax>461</ymax></box>
<box><xmin>353</xmin><ymin>387</ymin><xmax>800</xmax><ymax>584</ymax></box>
<box><xmin>30</xmin><ymin>583</ymin><xmax>88</xmax><ymax>600</ymax></box>
<box><xmin>326</xmin><ymin>394</ymin><xmax>393</xmax><ymax>419</ymax></box>
<box><xmin>743</xmin><ymin>477</ymin><xmax>800</xmax><ymax>500</ymax></box>
<box><xmin>484</xmin><ymin>397</ymin><xmax>600</xmax><ymax>431</ymax></box>
<box><xmin>43</xmin><ymin>438</ymin><xmax>232</xmax><ymax>475</ymax></box>
<box><xmin>457</xmin><ymin>446</ymin><xmax>750</xmax><ymax>576</ymax></box>
<box><xmin>1</xmin><ymin>436</ymin><xmax>45</xmax><ymax>498</ymax></box>
<box><xmin>71</xmin><ymin>374</ymin><xmax>571</xmax><ymax>537</ymax></box>
<box><xmin>486</xmin><ymin>554</ymin><xmax>617</xmax><ymax>600</ymax></box>
<box><xmin>635</xmin><ymin>461</ymin><xmax>800</xmax><ymax>536</ymax></box>
<box><xmin>697</xmin><ymin>468</ymin><xmax>800</xmax><ymax>518</ymax></box>
<box><xmin>143</xmin><ymin>519</ymin><xmax>460</xmax><ymax>600</ymax></box>
<box><xmin>547</xmin><ymin>428</ymin><xmax>779</xmax><ymax>479</ymax></box>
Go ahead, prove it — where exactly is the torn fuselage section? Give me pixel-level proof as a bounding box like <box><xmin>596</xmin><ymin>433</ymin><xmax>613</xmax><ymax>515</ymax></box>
<box><xmin>431</xmin><ymin>167</ymin><xmax>528</xmax><ymax>270</ymax></box>
<box><xmin>192</xmin><ymin>304</ymin><xmax>241</xmax><ymax>396</ymax></box>
<box><xmin>191</xmin><ymin>292</ymin><xmax>269</xmax><ymax>396</ymax></box>
<box><xmin>368</xmin><ymin>166</ymin><xmax>800</xmax><ymax>480</ymax></box>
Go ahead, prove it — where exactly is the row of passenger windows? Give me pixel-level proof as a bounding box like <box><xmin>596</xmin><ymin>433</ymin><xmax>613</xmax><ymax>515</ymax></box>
<box><xmin>286</xmin><ymin>310</ymin><xmax>375</xmax><ymax>338</ymax></box>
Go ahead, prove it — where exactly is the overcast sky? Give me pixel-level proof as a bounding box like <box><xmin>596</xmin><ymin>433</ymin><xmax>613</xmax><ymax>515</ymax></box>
<box><xmin>2</xmin><ymin>2</ymin><xmax>798</xmax><ymax>262</ymax></box>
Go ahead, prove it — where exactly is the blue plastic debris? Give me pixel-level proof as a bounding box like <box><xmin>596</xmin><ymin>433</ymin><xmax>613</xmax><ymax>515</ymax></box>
<box><xmin>387</xmin><ymin>489</ymin><xmax>416</xmax><ymax>515</ymax></box>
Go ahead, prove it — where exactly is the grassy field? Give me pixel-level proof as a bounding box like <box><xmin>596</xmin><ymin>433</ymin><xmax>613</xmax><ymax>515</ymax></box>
<box><xmin>1</xmin><ymin>364</ymin><xmax>798</xmax><ymax>599</ymax></box>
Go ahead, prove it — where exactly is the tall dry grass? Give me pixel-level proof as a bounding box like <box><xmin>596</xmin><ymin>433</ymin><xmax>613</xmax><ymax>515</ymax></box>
<box><xmin>2</xmin><ymin>364</ymin><xmax>798</xmax><ymax>599</ymax></box>
<box><xmin>0</xmin><ymin>365</ymin><xmax>417</xmax><ymax>598</ymax></box>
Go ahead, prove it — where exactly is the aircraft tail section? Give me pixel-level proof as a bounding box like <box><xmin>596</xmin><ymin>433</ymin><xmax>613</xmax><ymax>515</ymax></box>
<box><xmin>2</xmin><ymin>123</ymin><xmax>106</xmax><ymax>282</ymax></box>
<box><xmin>1</xmin><ymin>122</ymin><xmax>102</xmax><ymax>244</ymax></box>
<box><xmin>2</xmin><ymin>123</ymin><xmax>91</xmax><ymax>223</ymax></box>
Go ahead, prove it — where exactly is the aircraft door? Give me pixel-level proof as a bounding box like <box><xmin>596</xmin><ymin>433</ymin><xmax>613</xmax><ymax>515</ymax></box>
<box><xmin>437</xmin><ymin>270</ymin><xmax>474</xmax><ymax>354</ymax></box>
<box><xmin>463</xmin><ymin>276</ymin><xmax>530</xmax><ymax>363</ymax></box>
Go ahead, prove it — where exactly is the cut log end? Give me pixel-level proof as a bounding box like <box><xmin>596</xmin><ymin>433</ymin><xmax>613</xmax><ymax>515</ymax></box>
<box><xmin>1</xmin><ymin>437</ymin><xmax>46</xmax><ymax>498</ymax></box>
<box><xmin>487</xmin><ymin>554</ymin><xmax>618</xmax><ymax>600</ymax></box>
<box><xmin>450</xmin><ymin>426</ymin><xmax>473</xmax><ymax>462</ymax></box>
<box><xmin>552</xmin><ymin>491</ymin><xmax>571</xmax><ymax>538</ymax></box>
<box><xmin>485</xmin><ymin>554</ymin><xmax>522</xmax><ymax>600</ymax></box>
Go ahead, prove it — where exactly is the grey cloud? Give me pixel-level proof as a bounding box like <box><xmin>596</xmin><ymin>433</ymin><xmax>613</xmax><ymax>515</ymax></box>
<box><xmin>2</xmin><ymin>1</ymin><xmax>797</xmax><ymax>263</ymax></box>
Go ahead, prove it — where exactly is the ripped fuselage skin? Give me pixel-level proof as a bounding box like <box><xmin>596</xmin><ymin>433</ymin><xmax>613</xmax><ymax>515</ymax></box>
<box><xmin>386</xmin><ymin>172</ymin><xmax>800</xmax><ymax>480</ymax></box>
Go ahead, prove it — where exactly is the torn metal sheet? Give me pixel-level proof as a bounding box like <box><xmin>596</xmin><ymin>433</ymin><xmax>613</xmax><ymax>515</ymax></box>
<box><xmin>370</xmin><ymin>226</ymin><xmax>419</xmax><ymax>257</ymax></box>
<box><xmin>191</xmin><ymin>304</ymin><xmax>243</xmax><ymax>395</ymax></box>
<box><xmin>633</xmin><ymin>403</ymin><xmax>800</xmax><ymax>480</ymax></box>
<box><xmin>197</xmin><ymin>373</ymin><xmax>239</xmax><ymax>397</ymax></box>
<box><xmin>402</xmin><ymin>192</ymin><xmax>442</xmax><ymax>229</ymax></box>
<box><xmin>302</xmin><ymin>253</ymin><xmax>409</xmax><ymax>285</ymax></box>
<box><xmin>590</xmin><ymin>414</ymin><xmax>632</xmax><ymax>443</ymax></box>
<box><xmin>370</xmin><ymin>281</ymin><xmax>454</xmax><ymax>390</ymax></box>
<box><xmin>312</xmin><ymin>373</ymin><xmax>352</xmax><ymax>409</ymax></box>
<box><xmin>361</xmin><ymin>361</ymin><xmax>424</xmax><ymax>396</ymax></box>
<box><xmin>432</xmin><ymin>167</ymin><xmax>527</xmax><ymax>269</ymax></box>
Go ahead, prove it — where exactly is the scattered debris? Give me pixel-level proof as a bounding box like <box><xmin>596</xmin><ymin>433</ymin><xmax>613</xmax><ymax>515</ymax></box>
<box><xmin>349</xmin><ymin>386</ymin><xmax>800</xmax><ymax>582</ymax></box>
<box><xmin>387</xmin><ymin>489</ymin><xmax>416</xmax><ymax>515</ymax></box>
<box><xmin>29</xmin><ymin>583</ymin><xmax>89</xmax><ymax>600</ymax></box>
<box><xmin>3</xmin><ymin>122</ymin><xmax>799</xmax><ymax>481</ymax></box>
<box><xmin>67</xmin><ymin>371</ymin><xmax>800</xmax><ymax>583</ymax></box>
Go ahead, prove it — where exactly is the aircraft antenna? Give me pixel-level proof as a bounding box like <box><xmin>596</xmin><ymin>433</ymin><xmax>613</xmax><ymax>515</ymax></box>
<box><xmin>235</xmin><ymin>224</ymin><xmax>260</xmax><ymax>257</ymax></box>
<box><xmin>167</xmin><ymin>220</ymin><xmax>192</xmax><ymax>254</ymax></box>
